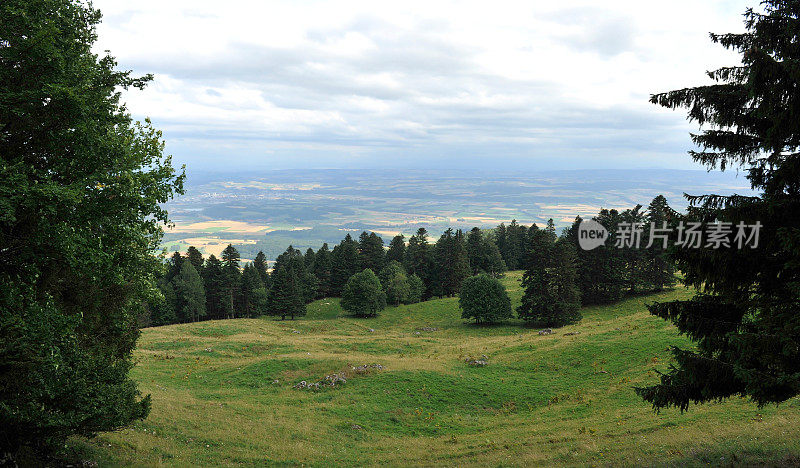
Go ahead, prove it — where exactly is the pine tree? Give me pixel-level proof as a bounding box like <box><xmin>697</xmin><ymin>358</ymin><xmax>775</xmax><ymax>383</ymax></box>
<box><xmin>386</xmin><ymin>234</ymin><xmax>406</xmax><ymax>264</ymax></box>
<box><xmin>340</xmin><ymin>269</ymin><xmax>386</xmax><ymax>317</ymax></box>
<box><xmin>221</xmin><ymin>244</ymin><xmax>242</xmax><ymax>318</ymax></box>
<box><xmin>173</xmin><ymin>261</ymin><xmax>206</xmax><ymax>322</ymax></box>
<box><xmin>253</xmin><ymin>251</ymin><xmax>270</xmax><ymax>289</ymax></box>
<box><xmin>330</xmin><ymin>234</ymin><xmax>360</xmax><ymax>296</ymax></box>
<box><xmin>637</xmin><ymin>2</ymin><xmax>800</xmax><ymax>410</ymax></box>
<box><xmin>186</xmin><ymin>246</ymin><xmax>204</xmax><ymax>274</ymax></box>
<box><xmin>459</xmin><ymin>274</ymin><xmax>512</xmax><ymax>324</ymax></box>
<box><xmin>313</xmin><ymin>243</ymin><xmax>332</xmax><ymax>298</ymax></box>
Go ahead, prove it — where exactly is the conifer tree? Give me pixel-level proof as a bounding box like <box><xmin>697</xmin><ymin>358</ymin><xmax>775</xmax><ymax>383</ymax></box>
<box><xmin>253</xmin><ymin>251</ymin><xmax>270</xmax><ymax>289</ymax></box>
<box><xmin>221</xmin><ymin>244</ymin><xmax>242</xmax><ymax>318</ymax></box>
<box><xmin>643</xmin><ymin>195</ymin><xmax>678</xmax><ymax>291</ymax></box>
<box><xmin>240</xmin><ymin>263</ymin><xmax>265</xmax><ymax>317</ymax></box>
<box><xmin>330</xmin><ymin>234</ymin><xmax>360</xmax><ymax>295</ymax></box>
<box><xmin>432</xmin><ymin>228</ymin><xmax>471</xmax><ymax>296</ymax></box>
<box><xmin>186</xmin><ymin>246</ymin><xmax>204</xmax><ymax>273</ymax></box>
<box><xmin>273</xmin><ymin>246</ymin><xmax>317</xmax><ymax>303</ymax></box>
<box><xmin>304</xmin><ymin>247</ymin><xmax>316</xmax><ymax>272</ymax></box>
<box><xmin>637</xmin><ymin>1</ymin><xmax>800</xmax><ymax>409</ymax></box>
<box><xmin>202</xmin><ymin>255</ymin><xmax>226</xmax><ymax>320</ymax></box>
<box><xmin>313</xmin><ymin>243</ymin><xmax>332</xmax><ymax>298</ymax></box>
<box><xmin>518</xmin><ymin>231</ymin><xmax>581</xmax><ymax>327</ymax></box>
<box><xmin>386</xmin><ymin>234</ymin><xmax>406</xmax><ymax>264</ymax></box>
<box><xmin>165</xmin><ymin>251</ymin><xmax>184</xmax><ymax>283</ymax></box>
<box><xmin>358</xmin><ymin>231</ymin><xmax>385</xmax><ymax>272</ymax></box>
<box><xmin>405</xmin><ymin>228</ymin><xmax>434</xmax><ymax>297</ymax></box>
<box><xmin>406</xmin><ymin>274</ymin><xmax>425</xmax><ymax>304</ymax></box>
<box><xmin>173</xmin><ymin>261</ymin><xmax>206</xmax><ymax>322</ymax></box>
<box><xmin>466</xmin><ymin>227</ymin><xmax>507</xmax><ymax>277</ymax></box>
<box><xmin>267</xmin><ymin>259</ymin><xmax>305</xmax><ymax>320</ymax></box>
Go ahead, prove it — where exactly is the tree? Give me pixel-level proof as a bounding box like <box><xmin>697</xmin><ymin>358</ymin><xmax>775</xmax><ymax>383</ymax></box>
<box><xmin>517</xmin><ymin>231</ymin><xmax>581</xmax><ymax>327</ymax></box>
<box><xmin>202</xmin><ymin>255</ymin><xmax>226</xmax><ymax>320</ymax></box>
<box><xmin>313</xmin><ymin>243</ymin><xmax>332</xmax><ymax>298</ymax></box>
<box><xmin>340</xmin><ymin>269</ymin><xmax>386</xmax><ymax>317</ymax></box>
<box><xmin>404</xmin><ymin>228</ymin><xmax>434</xmax><ymax>297</ymax></box>
<box><xmin>173</xmin><ymin>261</ymin><xmax>206</xmax><ymax>322</ymax></box>
<box><xmin>466</xmin><ymin>227</ymin><xmax>506</xmax><ymax>277</ymax></box>
<box><xmin>432</xmin><ymin>228</ymin><xmax>471</xmax><ymax>297</ymax></box>
<box><xmin>272</xmin><ymin>246</ymin><xmax>317</xmax><ymax>303</ymax></box>
<box><xmin>386</xmin><ymin>234</ymin><xmax>406</xmax><ymax>264</ymax></box>
<box><xmin>186</xmin><ymin>246</ymin><xmax>204</xmax><ymax>274</ymax></box>
<box><xmin>253</xmin><ymin>251</ymin><xmax>270</xmax><ymax>289</ymax></box>
<box><xmin>642</xmin><ymin>195</ymin><xmax>678</xmax><ymax>291</ymax></box>
<box><xmin>266</xmin><ymin>260</ymin><xmax>306</xmax><ymax>320</ymax></box>
<box><xmin>459</xmin><ymin>274</ymin><xmax>512</xmax><ymax>324</ymax></box>
<box><xmin>240</xmin><ymin>263</ymin><xmax>265</xmax><ymax>317</ymax></box>
<box><xmin>637</xmin><ymin>2</ymin><xmax>800</xmax><ymax>410</ymax></box>
<box><xmin>330</xmin><ymin>234</ymin><xmax>360</xmax><ymax>296</ymax></box>
<box><xmin>165</xmin><ymin>251</ymin><xmax>184</xmax><ymax>283</ymax></box>
<box><xmin>304</xmin><ymin>247</ymin><xmax>316</xmax><ymax>272</ymax></box>
<box><xmin>406</xmin><ymin>274</ymin><xmax>425</xmax><ymax>304</ymax></box>
<box><xmin>0</xmin><ymin>0</ymin><xmax>184</xmax><ymax>457</ymax></box>
<box><xmin>358</xmin><ymin>231</ymin><xmax>386</xmax><ymax>273</ymax></box>
<box><xmin>221</xmin><ymin>244</ymin><xmax>242</xmax><ymax>318</ymax></box>
<box><xmin>379</xmin><ymin>261</ymin><xmax>410</xmax><ymax>305</ymax></box>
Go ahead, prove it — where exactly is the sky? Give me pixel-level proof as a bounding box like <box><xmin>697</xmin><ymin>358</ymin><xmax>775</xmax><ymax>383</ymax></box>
<box><xmin>93</xmin><ymin>0</ymin><xmax>754</xmax><ymax>173</ymax></box>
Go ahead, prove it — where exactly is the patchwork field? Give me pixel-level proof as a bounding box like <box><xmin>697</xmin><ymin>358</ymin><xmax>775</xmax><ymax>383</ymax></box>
<box><xmin>73</xmin><ymin>272</ymin><xmax>800</xmax><ymax>466</ymax></box>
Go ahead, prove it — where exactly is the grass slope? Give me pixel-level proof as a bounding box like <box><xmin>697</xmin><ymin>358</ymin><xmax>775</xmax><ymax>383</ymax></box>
<box><xmin>73</xmin><ymin>272</ymin><xmax>800</xmax><ymax>466</ymax></box>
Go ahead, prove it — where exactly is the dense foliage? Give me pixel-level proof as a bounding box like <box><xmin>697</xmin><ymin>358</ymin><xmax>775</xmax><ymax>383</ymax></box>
<box><xmin>0</xmin><ymin>0</ymin><xmax>183</xmax><ymax>458</ymax></box>
<box><xmin>341</xmin><ymin>269</ymin><xmax>387</xmax><ymax>317</ymax></box>
<box><xmin>636</xmin><ymin>1</ymin><xmax>800</xmax><ymax>410</ymax></box>
<box><xmin>459</xmin><ymin>274</ymin><xmax>513</xmax><ymax>324</ymax></box>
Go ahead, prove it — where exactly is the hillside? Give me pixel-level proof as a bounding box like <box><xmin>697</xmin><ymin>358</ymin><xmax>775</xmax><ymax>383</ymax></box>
<box><xmin>72</xmin><ymin>272</ymin><xmax>800</xmax><ymax>466</ymax></box>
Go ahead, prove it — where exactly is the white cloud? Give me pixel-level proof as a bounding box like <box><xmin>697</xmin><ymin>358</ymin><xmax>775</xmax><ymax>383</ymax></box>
<box><xmin>93</xmin><ymin>0</ymin><xmax>753</xmax><ymax>171</ymax></box>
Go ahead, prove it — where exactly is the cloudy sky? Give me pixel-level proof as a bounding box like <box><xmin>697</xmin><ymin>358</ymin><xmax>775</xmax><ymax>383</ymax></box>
<box><xmin>94</xmin><ymin>0</ymin><xmax>752</xmax><ymax>172</ymax></box>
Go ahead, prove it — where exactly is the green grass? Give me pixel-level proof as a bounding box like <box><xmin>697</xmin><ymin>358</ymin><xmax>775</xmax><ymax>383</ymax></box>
<box><xmin>72</xmin><ymin>271</ymin><xmax>800</xmax><ymax>466</ymax></box>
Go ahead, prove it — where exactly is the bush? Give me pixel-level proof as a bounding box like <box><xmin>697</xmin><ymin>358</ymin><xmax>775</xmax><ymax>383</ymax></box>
<box><xmin>340</xmin><ymin>269</ymin><xmax>386</xmax><ymax>317</ymax></box>
<box><xmin>459</xmin><ymin>274</ymin><xmax>512</xmax><ymax>324</ymax></box>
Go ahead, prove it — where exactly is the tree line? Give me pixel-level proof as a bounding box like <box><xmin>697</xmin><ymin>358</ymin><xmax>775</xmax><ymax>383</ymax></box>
<box><xmin>144</xmin><ymin>194</ymin><xmax>676</xmax><ymax>327</ymax></box>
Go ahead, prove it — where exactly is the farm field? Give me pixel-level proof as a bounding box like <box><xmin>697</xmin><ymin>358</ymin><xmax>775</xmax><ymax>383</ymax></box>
<box><xmin>72</xmin><ymin>272</ymin><xmax>800</xmax><ymax>466</ymax></box>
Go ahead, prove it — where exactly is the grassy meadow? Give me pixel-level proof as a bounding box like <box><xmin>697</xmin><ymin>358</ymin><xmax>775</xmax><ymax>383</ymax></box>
<box><xmin>72</xmin><ymin>271</ymin><xmax>800</xmax><ymax>466</ymax></box>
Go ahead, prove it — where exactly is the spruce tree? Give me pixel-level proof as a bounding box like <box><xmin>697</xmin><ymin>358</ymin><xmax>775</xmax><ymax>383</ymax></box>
<box><xmin>253</xmin><ymin>251</ymin><xmax>270</xmax><ymax>289</ymax></box>
<box><xmin>637</xmin><ymin>1</ymin><xmax>800</xmax><ymax>410</ymax></box>
<box><xmin>304</xmin><ymin>247</ymin><xmax>316</xmax><ymax>272</ymax></box>
<box><xmin>405</xmin><ymin>228</ymin><xmax>434</xmax><ymax>298</ymax></box>
<box><xmin>518</xmin><ymin>231</ymin><xmax>581</xmax><ymax>327</ymax></box>
<box><xmin>165</xmin><ymin>251</ymin><xmax>184</xmax><ymax>283</ymax></box>
<box><xmin>221</xmin><ymin>244</ymin><xmax>242</xmax><ymax>318</ymax></box>
<box><xmin>273</xmin><ymin>246</ymin><xmax>317</xmax><ymax>303</ymax></box>
<box><xmin>173</xmin><ymin>261</ymin><xmax>206</xmax><ymax>322</ymax></box>
<box><xmin>267</xmin><ymin>259</ymin><xmax>305</xmax><ymax>320</ymax></box>
<box><xmin>432</xmin><ymin>228</ymin><xmax>471</xmax><ymax>297</ymax></box>
<box><xmin>386</xmin><ymin>234</ymin><xmax>406</xmax><ymax>264</ymax></box>
<box><xmin>186</xmin><ymin>246</ymin><xmax>204</xmax><ymax>274</ymax></box>
<box><xmin>202</xmin><ymin>255</ymin><xmax>226</xmax><ymax>320</ymax></box>
<box><xmin>330</xmin><ymin>234</ymin><xmax>360</xmax><ymax>296</ymax></box>
<box><xmin>313</xmin><ymin>243</ymin><xmax>332</xmax><ymax>298</ymax></box>
<box><xmin>643</xmin><ymin>195</ymin><xmax>678</xmax><ymax>291</ymax></box>
<box><xmin>240</xmin><ymin>263</ymin><xmax>265</xmax><ymax>317</ymax></box>
<box><xmin>466</xmin><ymin>227</ymin><xmax>507</xmax><ymax>277</ymax></box>
<box><xmin>358</xmin><ymin>231</ymin><xmax>385</xmax><ymax>272</ymax></box>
